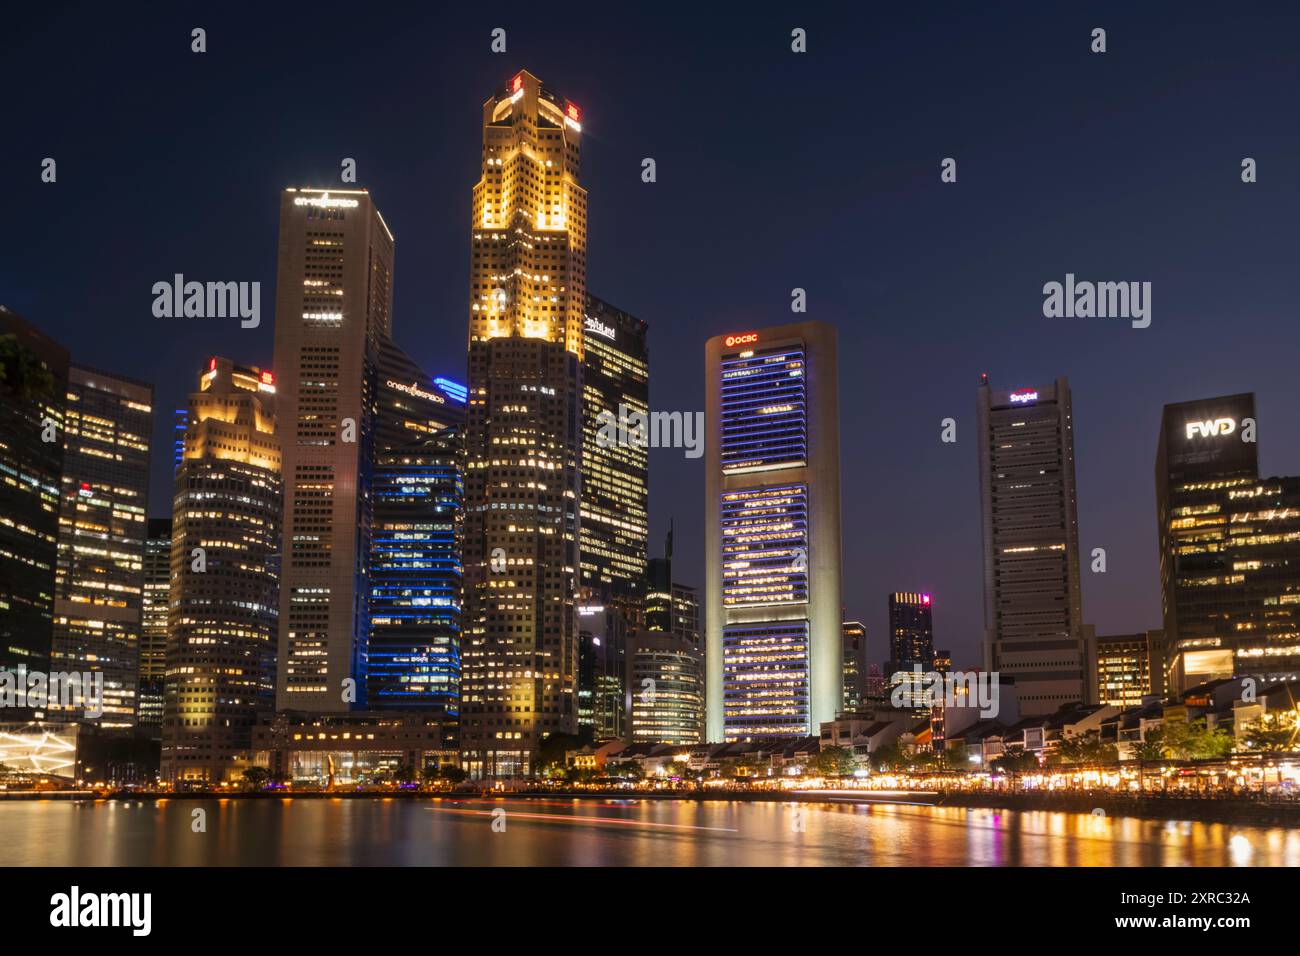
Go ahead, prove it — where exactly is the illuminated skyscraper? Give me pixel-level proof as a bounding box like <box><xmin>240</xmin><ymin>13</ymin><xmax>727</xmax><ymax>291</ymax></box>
<box><xmin>1095</xmin><ymin>630</ymin><xmax>1164</xmax><ymax>707</ymax></box>
<box><xmin>138</xmin><ymin>517</ymin><xmax>171</xmax><ymax>737</ymax></box>
<box><xmin>0</xmin><ymin>307</ymin><xmax>68</xmax><ymax>686</ymax></box>
<box><xmin>367</xmin><ymin>358</ymin><xmax>466</xmax><ymax>722</ymax></box>
<box><xmin>887</xmin><ymin>592</ymin><xmax>935</xmax><ymax>707</ymax></box>
<box><xmin>1156</xmin><ymin>393</ymin><xmax>1300</xmax><ymax>691</ymax></box>
<box><xmin>578</xmin><ymin>603</ymin><xmax>627</xmax><ymax>740</ymax></box>
<box><xmin>627</xmin><ymin>629</ymin><xmax>703</xmax><ymax>745</ymax></box>
<box><xmin>705</xmin><ymin>321</ymin><xmax>842</xmax><ymax>742</ymax></box>
<box><xmin>461</xmin><ymin>70</ymin><xmax>587</xmax><ymax>777</ymax></box>
<box><xmin>271</xmin><ymin>187</ymin><xmax>394</xmax><ymax>714</ymax></box>
<box><xmin>163</xmin><ymin>358</ymin><xmax>280</xmax><ymax>784</ymax></box>
<box><xmin>50</xmin><ymin>364</ymin><xmax>153</xmax><ymax>726</ymax></box>
<box><xmin>580</xmin><ymin>295</ymin><xmax>648</xmax><ymax>613</ymax></box>
<box><xmin>977</xmin><ymin>375</ymin><xmax>1088</xmax><ymax>716</ymax></box>
<box><xmin>841</xmin><ymin>619</ymin><xmax>867</xmax><ymax>713</ymax></box>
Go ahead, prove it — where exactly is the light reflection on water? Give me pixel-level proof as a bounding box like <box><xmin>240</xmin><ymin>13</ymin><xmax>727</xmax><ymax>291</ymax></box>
<box><xmin>0</xmin><ymin>798</ymin><xmax>1295</xmax><ymax>866</ymax></box>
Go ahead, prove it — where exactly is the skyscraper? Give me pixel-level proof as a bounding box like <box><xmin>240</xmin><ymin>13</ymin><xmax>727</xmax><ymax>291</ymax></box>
<box><xmin>138</xmin><ymin>517</ymin><xmax>171</xmax><ymax>737</ymax></box>
<box><xmin>271</xmin><ymin>187</ymin><xmax>394</xmax><ymax>714</ymax></box>
<box><xmin>163</xmin><ymin>358</ymin><xmax>280</xmax><ymax>784</ymax></box>
<box><xmin>50</xmin><ymin>364</ymin><xmax>153</xmax><ymax>726</ymax></box>
<box><xmin>841</xmin><ymin>619</ymin><xmax>867</xmax><ymax>713</ymax></box>
<box><xmin>577</xmin><ymin>603</ymin><xmax>628</xmax><ymax>741</ymax></box>
<box><xmin>705</xmin><ymin>321</ymin><xmax>842</xmax><ymax>742</ymax></box>
<box><xmin>1156</xmin><ymin>393</ymin><xmax>1300</xmax><ymax>691</ymax></box>
<box><xmin>646</xmin><ymin>528</ymin><xmax>701</xmax><ymax>647</ymax></box>
<box><xmin>580</xmin><ymin>295</ymin><xmax>649</xmax><ymax>613</ymax></box>
<box><xmin>887</xmin><ymin>592</ymin><xmax>935</xmax><ymax>706</ymax></box>
<box><xmin>626</xmin><ymin>629</ymin><xmax>703</xmax><ymax>746</ymax></box>
<box><xmin>461</xmin><ymin>70</ymin><xmax>587</xmax><ymax>777</ymax></box>
<box><xmin>977</xmin><ymin>375</ymin><xmax>1088</xmax><ymax>716</ymax></box>
<box><xmin>1095</xmin><ymin>630</ymin><xmax>1164</xmax><ymax>707</ymax></box>
<box><xmin>0</xmin><ymin>307</ymin><xmax>68</xmax><ymax>686</ymax></box>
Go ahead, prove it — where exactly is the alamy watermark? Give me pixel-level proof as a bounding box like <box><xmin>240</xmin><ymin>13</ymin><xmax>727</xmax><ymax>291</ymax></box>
<box><xmin>1042</xmin><ymin>273</ymin><xmax>1151</xmax><ymax>329</ymax></box>
<box><xmin>596</xmin><ymin>403</ymin><xmax>704</xmax><ymax>459</ymax></box>
<box><xmin>0</xmin><ymin>667</ymin><xmax>104</xmax><ymax>718</ymax></box>
<box><xmin>152</xmin><ymin>274</ymin><xmax>260</xmax><ymax>328</ymax></box>
<box><xmin>890</xmin><ymin>665</ymin><xmax>1001</xmax><ymax>718</ymax></box>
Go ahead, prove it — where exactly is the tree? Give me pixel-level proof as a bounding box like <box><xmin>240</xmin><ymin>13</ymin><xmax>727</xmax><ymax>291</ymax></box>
<box><xmin>938</xmin><ymin>743</ymin><xmax>968</xmax><ymax>771</ymax></box>
<box><xmin>991</xmin><ymin>746</ymin><xmax>1037</xmax><ymax>774</ymax></box>
<box><xmin>440</xmin><ymin>766</ymin><xmax>468</xmax><ymax>786</ymax></box>
<box><xmin>241</xmin><ymin>766</ymin><xmax>270</xmax><ymax>791</ymax></box>
<box><xmin>1243</xmin><ymin>711</ymin><xmax>1299</xmax><ymax>753</ymax></box>
<box><xmin>810</xmin><ymin>746</ymin><xmax>858</xmax><ymax>777</ymax></box>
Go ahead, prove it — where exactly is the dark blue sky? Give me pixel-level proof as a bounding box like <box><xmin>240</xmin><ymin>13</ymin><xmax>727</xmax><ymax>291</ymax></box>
<box><xmin>5</xmin><ymin>2</ymin><xmax>1299</xmax><ymax>671</ymax></box>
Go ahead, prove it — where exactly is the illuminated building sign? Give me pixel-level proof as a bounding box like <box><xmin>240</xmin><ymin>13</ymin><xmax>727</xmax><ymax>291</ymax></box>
<box><xmin>721</xmin><ymin>345</ymin><xmax>807</xmax><ymax>473</ymax></box>
<box><xmin>293</xmin><ymin>193</ymin><xmax>360</xmax><ymax>209</ymax></box>
<box><xmin>434</xmin><ymin>377</ymin><xmax>468</xmax><ymax>404</ymax></box>
<box><xmin>1185</xmin><ymin>418</ymin><xmax>1236</xmax><ymax>440</ymax></box>
<box><xmin>386</xmin><ymin>379</ymin><xmax>446</xmax><ymax>404</ymax></box>
<box><xmin>724</xmin><ymin>333</ymin><xmax>759</xmax><ymax>348</ymax></box>
<box><xmin>567</xmin><ymin>102</ymin><xmax>581</xmax><ymax>121</ymax></box>
<box><xmin>584</xmin><ymin>315</ymin><xmax>616</xmax><ymax>341</ymax></box>
<box><xmin>1009</xmin><ymin>389</ymin><xmax>1038</xmax><ymax>405</ymax></box>
<box><xmin>512</xmin><ymin>74</ymin><xmax>523</xmax><ymax>93</ymax></box>
<box><xmin>721</xmin><ymin>485</ymin><xmax>809</xmax><ymax>608</ymax></box>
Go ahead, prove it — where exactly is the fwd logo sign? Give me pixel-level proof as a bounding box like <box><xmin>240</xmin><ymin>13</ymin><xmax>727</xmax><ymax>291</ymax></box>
<box><xmin>1185</xmin><ymin>418</ymin><xmax>1236</xmax><ymax>440</ymax></box>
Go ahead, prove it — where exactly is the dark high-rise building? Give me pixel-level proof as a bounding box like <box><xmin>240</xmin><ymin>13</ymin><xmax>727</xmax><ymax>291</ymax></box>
<box><xmin>705</xmin><ymin>322</ymin><xmax>843</xmax><ymax>741</ymax></box>
<box><xmin>887</xmin><ymin>593</ymin><xmax>935</xmax><ymax>708</ymax></box>
<box><xmin>580</xmin><ymin>295</ymin><xmax>649</xmax><ymax>613</ymax></box>
<box><xmin>271</xmin><ymin>187</ymin><xmax>394</xmax><ymax>714</ymax></box>
<box><xmin>645</xmin><ymin>527</ymin><xmax>701</xmax><ymax>647</ymax></box>
<box><xmin>577</xmin><ymin>603</ymin><xmax>628</xmax><ymax>741</ymax></box>
<box><xmin>461</xmin><ymin>70</ymin><xmax>587</xmax><ymax>778</ymax></box>
<box><xmin>841</xmin><ymin>619</ymin><xmax>867</xmax><ymax>713</ymax></box>
<box><xmin>51</xmin><ymin>364</ymin><xmax>153</xmax><ymax>726</ymax></box>
<box><xmin>626</xmin><ymin>628</ymin><xmax>703</xmax><ymax>745</ymax></box>
<box><xmin>0</xmin><ymin>307</ymin><xmax>68</xmax><ymax>684</ymax></box>
<box><xmin>977</xmin><ymin>375</ymin><xmax>1088</xmax><ymax>716</ymax></box>
<box><xmin>368</xmin><ymin>420</ymin><xmax>465</xmax><ymax>719</ymax></box>
<box><xmin>1156</xmin><ymin>393</ymin><xmax>1300</xmax><ymax>691</ymax></box>
<box><xmin>138</xmin><ymin>517</ymin><xmax>172</xmax><ymax>737</ymax></box>
<box><xmin>163</xmin><ymin>358</ymin><xmax>281</xmax><ymax>784</ymax></box>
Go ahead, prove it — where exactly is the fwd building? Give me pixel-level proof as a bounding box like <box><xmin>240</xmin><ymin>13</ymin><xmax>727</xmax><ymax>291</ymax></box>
<box><xmin>1156</xmin><ymin>393</ymin><xmax>1300</xmax><ymax>692</ymax></box>
<box><xmin>705</xmin><ymin>322</ymin><xmax>842</xmax><ymax>742</ymax></box>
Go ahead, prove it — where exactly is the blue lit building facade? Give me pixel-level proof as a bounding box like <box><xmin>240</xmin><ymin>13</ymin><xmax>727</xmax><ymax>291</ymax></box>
<box><xmin>366</xmin><ymin>341</ymin><xmax>466</xmax><ymax>727</ymax></box>
<box><xmin>705</xmin><ymin>323</ymin><xmax>842</xmax><ymax>742</ymax></box>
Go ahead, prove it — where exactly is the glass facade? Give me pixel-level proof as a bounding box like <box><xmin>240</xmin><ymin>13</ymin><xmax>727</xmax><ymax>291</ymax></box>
<box><xmin>722</xmin><ymin>620</ymin><xmax>811</xmax><ymax>738</ymax></box>
<box><xmin>721</xmin><ymin>485</ymin><xmax>809</xmax><ymax>608</ymax></box>
<box><xmin>720</xmin><ymin>345</ymin><xmax>806</xmax><ymax>474</ymax></box>
<box><xmin>367</xmin><ymin>429</ymin><xmax>463</xmax><ymax>719</ymax></box>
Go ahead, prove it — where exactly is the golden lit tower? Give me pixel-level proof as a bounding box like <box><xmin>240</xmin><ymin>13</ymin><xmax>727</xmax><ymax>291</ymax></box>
<box><xmin>461</xmin><ymin>70</ymin><xmax>587</xmax><ymax>777</ymax></box>
<box><xmin>162</xmin><ymin>358</ymin><xmax>281</xmax><ymax>784</ymax></box>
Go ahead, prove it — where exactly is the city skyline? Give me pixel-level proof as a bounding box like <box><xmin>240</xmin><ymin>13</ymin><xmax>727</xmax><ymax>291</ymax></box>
<box><xmin>6</xmin><ymin>7</ymin><xmax>1300</xmax><ymax>676</ymax></box>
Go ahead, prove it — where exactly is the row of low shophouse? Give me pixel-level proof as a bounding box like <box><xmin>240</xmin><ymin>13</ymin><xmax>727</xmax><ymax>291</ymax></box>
<box><xmin>568</xmin><ymin>675</ymin><xmax>1298</xmax><ymax>785</ymax></box>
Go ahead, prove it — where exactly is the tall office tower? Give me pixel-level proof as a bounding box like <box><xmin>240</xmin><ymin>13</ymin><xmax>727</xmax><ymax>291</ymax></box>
<box><xmin>366</xmin><ymin>357</ymin><xmax>466</xmax><ymax>718</ymax></box>
<box><xmin>646</xmin><ymin>528</ymin><xmax>702</xmax><ymax>647</ymax></box>
<box><xmin>1096</xmin><ymin>630</ymin><xmax>1165</xmax><ymax>707</ymax></box>
<box><xmin>577</xmin><ymin>603</ymin><xmax>628</xmax><ymax>740</ymax></box>
<box><xmin>162</xmin><ymin>358</ymin><xmax>281</xmax><ymax>784</ymax></box>
<box><xmin>580</xmin><ymin>295</ymin><xmax>649</xmax><ymax>614</ymax></box>
<box><xmin>887</xmin><ymin>592</ymin><xmax>936</xmax><ymax>706</ymax></box>
<box><xmin>841</xmin><ymin>620</ymin><xmax>867</xmax><ymax>713</ymax></box>
<box><xmin>1156</xmin><ymin>393</ymin><xmax>1300</xmax><ymax>691</ymax></box>
<box><xmin>461</xmin><ymin>70</ymin><xmax>587</xmax><ymax>777</ymax></box>
<box><xmin>977</xmin><ymin>375</ymin><xmax>1088</xmax><ymax>716</ymax></box>
<box><xmin>50</xmin><ymin>365</ymin><xmax>153</xmax><ymax>726</ymax></box>
<box><xmin>137</xmin><ymin>517</ymin><xmax>172</xmax><ymax>737</ymax></box>
<box><xmin>271</xmin><ymin>186</ymin><xmax>394</xmax><ymax>714</ymax></box>
<box><xmin>626</xmin><ymin>629</ymin><xmax>704</xmax><ymax>745</ymax></box>
<box><xmin>0</xmin><ymin>307</ymin><xmax>68</xmax><ymax>685</ymax></box>
<box><xmin>705</xmin><ymin>322</ymin><xmax>842</xmax><ymax>742</ymax></box>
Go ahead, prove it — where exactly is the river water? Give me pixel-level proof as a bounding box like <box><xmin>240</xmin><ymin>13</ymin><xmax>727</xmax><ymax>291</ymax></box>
<box><xmin>2</xmin><ymin>796</ymin><xmax>1295</xmax><ymax>866</ymax></box>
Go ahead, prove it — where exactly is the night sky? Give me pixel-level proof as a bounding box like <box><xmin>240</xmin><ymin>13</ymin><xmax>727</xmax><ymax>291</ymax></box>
<box><xmin>5</xmin><ymin>2</ymin><xmax>1299</xmax><ymax>672</ymax></box>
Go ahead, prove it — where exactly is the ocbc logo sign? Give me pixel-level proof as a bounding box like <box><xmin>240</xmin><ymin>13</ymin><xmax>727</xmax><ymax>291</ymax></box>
<box><xmin>725</xmin><ymin>333</ymin><xmax>759</xmax><ymax>348</ymax></box>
